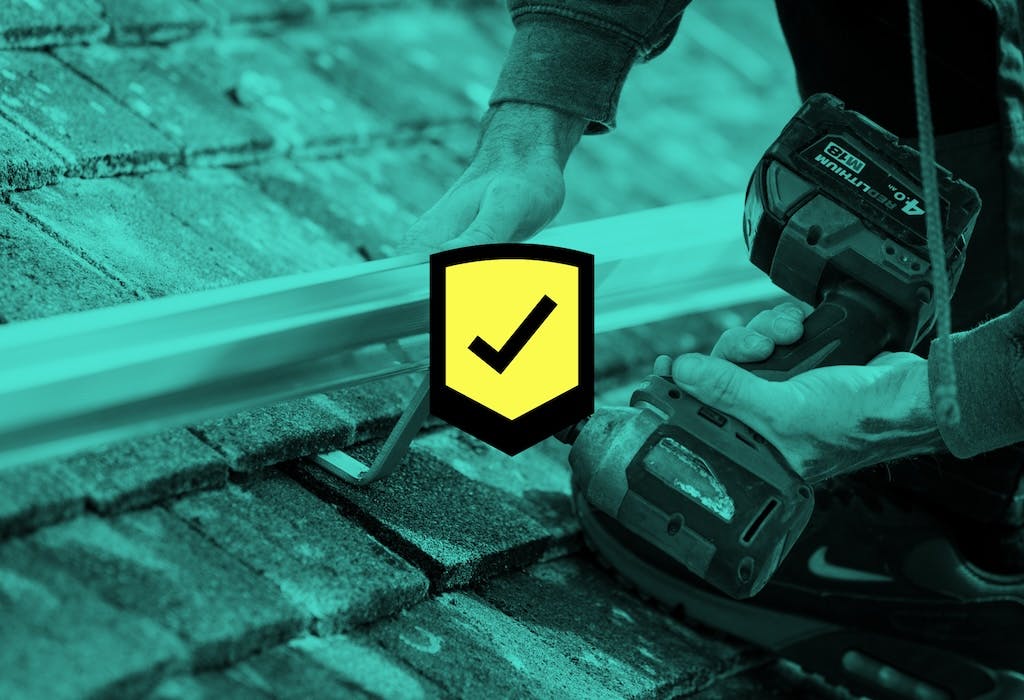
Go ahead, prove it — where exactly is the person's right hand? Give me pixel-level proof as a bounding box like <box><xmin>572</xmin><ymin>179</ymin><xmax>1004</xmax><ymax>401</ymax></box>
<box><xmin>398</xmin><ymin>103</ymin><xmax>587</xmax><ymax>253</ymax></box>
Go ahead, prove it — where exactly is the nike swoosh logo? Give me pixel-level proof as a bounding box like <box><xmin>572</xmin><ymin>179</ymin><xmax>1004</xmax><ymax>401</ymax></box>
<box><xmin>808</xmin><ymin>546</ymin><xmax>894</xmax><ymax>583</ymax></box>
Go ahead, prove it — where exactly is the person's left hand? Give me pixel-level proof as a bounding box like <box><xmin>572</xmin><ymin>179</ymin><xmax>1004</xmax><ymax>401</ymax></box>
<box><xmin>652</xmin><ymin>303</ymin><xmax>946</xmax><ymax>482</ymax></box>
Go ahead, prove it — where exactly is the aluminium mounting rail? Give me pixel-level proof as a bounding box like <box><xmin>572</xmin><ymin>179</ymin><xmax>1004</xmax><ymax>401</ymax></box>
<box><xmin>0</xmin><ymin>193</ymin><xmax>784</xmax><ymax>471</ymax></box>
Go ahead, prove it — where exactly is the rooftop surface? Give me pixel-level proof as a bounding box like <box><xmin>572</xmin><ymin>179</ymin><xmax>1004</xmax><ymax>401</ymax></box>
<box><xmin>0</xmin><ymin>1</ymin><xmax>848</xmax><ymax>697</ymax></box>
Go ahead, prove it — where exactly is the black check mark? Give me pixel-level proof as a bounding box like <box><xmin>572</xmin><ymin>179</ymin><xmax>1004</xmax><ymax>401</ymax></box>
<box><xmin>468</xmin><ymin>294</ymin><xmax>558</xmax><ymax>374</ymax></box>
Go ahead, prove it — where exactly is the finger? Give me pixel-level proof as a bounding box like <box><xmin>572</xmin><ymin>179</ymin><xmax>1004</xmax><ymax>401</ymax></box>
<box><xmin>401</xmin><ymin>193</ymin><xmax>478</xmax><ymax>254</ymax></box>
<box><xmin>775</xmin><ymin>300</ymin><xmax>813</xmax><ymax>317</ymax></box>
<box><xmin>653</xmin><ymin>354</ymin><xmax>673</xmax><ymax>377</ymax></box>
<box><xmin>447</xmin><ymin>179</ymin><xmax>549</xmax><ymax>250</ymax></box>
<box><xmin>671</xmin><ymin>353</ymin><xmax>770</xmax><ymax>416</ymax></box>
<box><xmin>711</xmin><ymin>326</ymin><xmax>774</xmax><ymax>361</ymax></box>
<box><xmin>746</xmin><ymin>306</ymin><xmax>805</xmax><ymax>344</ymax></box>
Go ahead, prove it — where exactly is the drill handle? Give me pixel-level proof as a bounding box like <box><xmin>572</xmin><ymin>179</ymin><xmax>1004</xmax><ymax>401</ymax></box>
<box><xmin>739</xmin><ymin>283</ymin><xmax>900</xmax><ymax>381</ymax></box>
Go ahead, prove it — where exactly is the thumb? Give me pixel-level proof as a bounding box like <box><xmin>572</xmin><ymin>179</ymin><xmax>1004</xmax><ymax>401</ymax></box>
<box><xmin>671</xmin><ymin>353</ymin><xmax>766</xmax><ymax>415</ymax></box>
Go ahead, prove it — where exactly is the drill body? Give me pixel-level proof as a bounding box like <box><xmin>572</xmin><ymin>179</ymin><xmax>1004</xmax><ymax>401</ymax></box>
<box><xmin>561</xmin><ymin>94</ymin><xmax>982</xmax><ymax>599</ymax></box>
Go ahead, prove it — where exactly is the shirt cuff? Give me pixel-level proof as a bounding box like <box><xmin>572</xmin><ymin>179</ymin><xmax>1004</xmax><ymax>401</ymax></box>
<box><xmin>929</xmin><ymin>311</ymin><xmax>1024</xmax><ymax>458</ymax></box>
<box><xmin>488</xmin><ymin>12</ymin><xmax>639</xmax><ymax>134</ymax></box>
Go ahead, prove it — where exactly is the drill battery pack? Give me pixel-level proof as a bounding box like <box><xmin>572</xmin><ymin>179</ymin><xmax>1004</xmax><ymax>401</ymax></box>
<box><xmin>745</xmin><ymin>93</ymin><xmax>981</xmax><ymax>350</ymax></box>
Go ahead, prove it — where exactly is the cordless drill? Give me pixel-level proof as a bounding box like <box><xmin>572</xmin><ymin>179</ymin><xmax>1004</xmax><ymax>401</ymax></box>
<box><xmin>557</xmin><ymin>93</ymin><xmax>982</xmax><ymax>599</ymax></box>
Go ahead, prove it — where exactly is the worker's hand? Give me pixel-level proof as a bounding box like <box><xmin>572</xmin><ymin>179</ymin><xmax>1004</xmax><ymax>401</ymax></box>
<box><xmin>653</xmin><ymin>302</ymin><xmax>945</xmax><ymax>482</ymax></box>
<box><xmin>397</xmin><ymin>104</ymin><xmax>586</xmax><ymax>253</ymax></box>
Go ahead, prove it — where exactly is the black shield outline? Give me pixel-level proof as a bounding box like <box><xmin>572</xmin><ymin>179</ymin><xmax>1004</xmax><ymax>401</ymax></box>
<box><xmin>429</xmin><ymin>243</ymin><xmax>594</xmax><ymax>455</ymax></box>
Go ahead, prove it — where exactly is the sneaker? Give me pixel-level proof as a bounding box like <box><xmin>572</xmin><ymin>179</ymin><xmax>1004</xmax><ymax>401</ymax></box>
<box><xmin>574</xmin><ymin>472</ymin><xmax>1024</xmax><ymax>699</ymax></box>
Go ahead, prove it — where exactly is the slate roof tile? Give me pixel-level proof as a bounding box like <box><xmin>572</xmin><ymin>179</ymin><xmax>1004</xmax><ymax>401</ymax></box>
<box><xmin>364</xmin><ymin>591</ymin><xmax>625</xmax><ymax>699</ymax></box>
<box><xmin>170</xmin><ymin>473</ymin><xmax>429</xmax><ymax>634</ymax></box>
<box><xmin>60</xmin><ymin>428</ymin><xmax>228</xmax><ymax>514</ymax></box>
<box><xmin>194</xmin><ymin>0</ymin><xmax>325</xmax><ymax>25</ymax></box>
<box><xmin>136</xmin><ymin>168</ymin><xmax>366</xmax><ymax>272</ymax></box>
<box><xmin>11</xmin><ymin>171</ymin><xmax>363</xmax><ymax>299</ymax></box>
<box><xmin>415</xmin><ymin>428</ymin><xmax>580</xmax><ymax>555</ymax></box>
<box><xmin>0</xmin><ymin>428</ymin><xmax>225</xmax><ymax>539</ymax></box>
<box><xmin>29</xmin><ymin>509</ymin><xmax>308</xmax><ymax>669</ymax></box>
<box><xmin>238</xmin><ymin>157</ymin><xmax>417</xmax><ymax>260</ymax></box>
<box><xmin>153</xmin><ymin>634</ymin><xmax>443</xmax><ymax>700</ymax></box>
<box><xmin>237</xmin><ymin>140</ymin><xmax>467</xmax><ymax>259</ymax></box>
<box><xmin>328</xmin><ymin>373</ymin><xmax>424</xmax><ymax>445</ymax></box>
<box><xmin>0</xmin><ymin>536</ymin><xmax>188</xmax><ymax>699</ymax></box>
<box><xmin>11</xmin><ymin>177</ymin><xmax>228</xmax><ymax>297</ymax></box>
<box><xmin>191</xmin><ymin>395</ymin><xmax>358</xmax><ymax>475</ymax></box>
<box><xmin>0</xmin><ymin>0</ymin><xmax>108</xmax><ymax>49</ymax></box>
<box><xmin>478</xmin><ymin>557</ymin><xmax>758</xmax><ymax>698</ymax></box>
<box><xmin>0</xmin><ymin>51</ymin><xmax>179</xmax><ymax>177</ymax></box>
<box><xmin>283</xmin><ymin>635</ymin><xmax>442</xmax><ymax>699</ymax></box>
<box><xmin>0</xmin><ymin>116</ymin><xmax>65</xmax><ymax>192</ymax></box>
<box><xmin>0</xmin><ymin>460</ymin><xmax>86</xmax><ymax>540</ymax></box>
<box><xmin>293</xmin><ymin>439</ymin><xmax>557</xmax><ymax>591</ymax></box>
<box><xmin>56</xmin><ymin>43</ymin><xmax>277</xmax><ymax>164</ymax></box>
<box><xmin>279</xmin><ymin>7</ymin><xmax>509</xmax><ymax>128</ymax></box>
<box><xmin>180</xmin><ymin>33</ymin><xmax>381</xmax><ymax>152</ymax></box>
<box><xmin>0</xmin><ymin>204</ymin><xmax>132</xmax><ymax>322</ymax></box>
<box><xmin>98</xmin><ymin>0</ymin><xmax>215</xmax><ymax>45</ymax></box>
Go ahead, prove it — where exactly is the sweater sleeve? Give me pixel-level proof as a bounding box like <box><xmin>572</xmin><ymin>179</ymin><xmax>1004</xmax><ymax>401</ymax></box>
<box><xmin>489</xmin><ymin>1</ymin><xmax>693</xmax><ymax>133</ymax></box>
<box><xmin>929</xmin><ymin>300</ymin><xmax>1024</xmax><ymax>458</ymax></box>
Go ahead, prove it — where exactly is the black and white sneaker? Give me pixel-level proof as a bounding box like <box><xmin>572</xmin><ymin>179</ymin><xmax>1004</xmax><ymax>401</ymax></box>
<box><xmin>575</xmin><ymin>473</ymin><xmax>1024</xmax><ymax>699</ymax></box>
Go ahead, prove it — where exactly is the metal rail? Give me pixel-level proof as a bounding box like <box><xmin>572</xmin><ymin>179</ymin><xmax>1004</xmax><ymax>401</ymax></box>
<box><xmin>0</xmin><ymin>193</ymin><xmax>783</xmax><ymax>470</ymax></box>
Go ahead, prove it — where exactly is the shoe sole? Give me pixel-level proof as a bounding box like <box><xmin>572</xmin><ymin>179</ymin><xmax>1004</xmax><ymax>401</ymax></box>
<box><xmin>574</xmin><ymin>487</ymin><xmax>1024</xmax><ymax>700</ymax></box>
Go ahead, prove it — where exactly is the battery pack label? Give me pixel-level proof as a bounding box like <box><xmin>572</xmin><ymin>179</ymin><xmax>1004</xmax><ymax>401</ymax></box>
<box><xmin>799</xmin><ymin>136</ymin><xmax>947</xmax><ymax>239</ymax></box>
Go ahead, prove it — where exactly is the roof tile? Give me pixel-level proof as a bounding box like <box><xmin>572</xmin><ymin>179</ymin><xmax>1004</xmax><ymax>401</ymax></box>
<box><xmin>194</xmin><ymin>0</ymin><xmax>322</xmax><ymax>25</ymax></box>
<box><xmin>293</xmin><ymin>439</ymin><xmax>555</xmax><ymax>590</ymax></box>
<box><xmin>0</xmin><ymin>204</ymin><xmax>132</xmax><ymax>322</ymax></box>
<box><xmin>153</xmin><ymin>634</ymin><xmax>443</xmax><ymax>700</ymax></box>
<box><xmin>30</xmin><ymin>508</ymin><xmax>308</xmax><ymax>668</ymax></box>
<box><xmin>60</xmin><ymin>428</ymin><xmax>228</xmax><ymax>514</ymax></box>
<box><xmin>56</xmin><ymin>43</ymin><xmax>276</xmax><ymax>163</ymax></box>
<box><xmin>415</xmin><ymin>429</ymin><xmax>580</xmax><ymax>554</ymax></box>
<box><xmin>280</xmin><ymin>8</ymin><xmax>509</xmax><ymax>128</ymax></box>
<box><xmin>0</xmin><ymin>537</ymin><xmax>187</xmax><ymax>699</ymax></box>
<box><xmin>98</xmin><ymin>0</ymin><xmax>214</xmax><ymax>45</ymax></box>
<box><xmin>170</xmin><ymin>473</ymin><xmax>429</xmax><ymax>634</ymax></box>
<box><xmin>191</xmin><ymin>395</ymin><xmax>356</xmax><ymax>474</ymax></box>
<box><xmin>137</xmin><ymin>168</ymin><xmax>365</xmax><ymax>278</ymax></box>
<box><xmin>0</xmin><ymin>0</ymin><xmax>107</xmax><ymax>49</ymax></box>
<box><xmin>285</xmin><ymin>635</ymin><xmax>442</xmax><ymax>699</ymax></box>
<box><xmin>0</xmin><ymin>116</ymin><xmax>65</xmax><ymax>192</ymax></box>
<box><xmin>180</xmin><ymin>34</ymin><xmax>381</xmax><ymax>151</ymax></box>
<box><xmin>238</xmin><ymin>157</ymin><xmax>417</xmax><ymax>260</ymax></box>
<box><xmin>0</xmin><ymin>427</ymin><xmax>224</xmax><ymax>538</ymax></box>
<box><xmin>328</xmin><ymin>373</ymin><xmax>424</xmax><ymax>445</ymax></box>
<box><xmin>478</xmin><ymin>557</ymin><xmax>755</xmax><ymax>698</ymax></box>
<box><xmin>0</xmin><ymin>461</ymin><xmax>85</xmax><ymax>540</ymax></box>
<box><xmin>11</xmin><ymin>171</ymin><xmax>362</xmax><ymax>299</ymax></box>
<box><xmin>364</xmin><ymin>591</ymin><xmax>623</xmax><ymax>699</ymax></box>
<box><xmin>0</xmin><ymin>51</ymin><xmax>178</xmax><ymax>177</ymax></box>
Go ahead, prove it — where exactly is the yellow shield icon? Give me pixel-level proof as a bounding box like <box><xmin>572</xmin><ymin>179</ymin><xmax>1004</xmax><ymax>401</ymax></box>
<box><xmin>430</xmin><ymin>244</ymin><xmax>594</xmax><ymax>455</ymax></box>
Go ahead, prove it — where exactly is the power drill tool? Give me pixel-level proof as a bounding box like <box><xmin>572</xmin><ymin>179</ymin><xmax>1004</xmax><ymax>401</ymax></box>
<box><xmin>556</xmin><ymin>93</ymin><xmax>982</xmax><ymax>600</ymax></box>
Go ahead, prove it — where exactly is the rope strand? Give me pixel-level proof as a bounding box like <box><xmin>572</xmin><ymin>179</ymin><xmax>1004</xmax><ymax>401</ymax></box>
<box><xmin>908</xmin><ymin>0</ymin><xmax>961</xmax><ymax>426</ymax></box>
